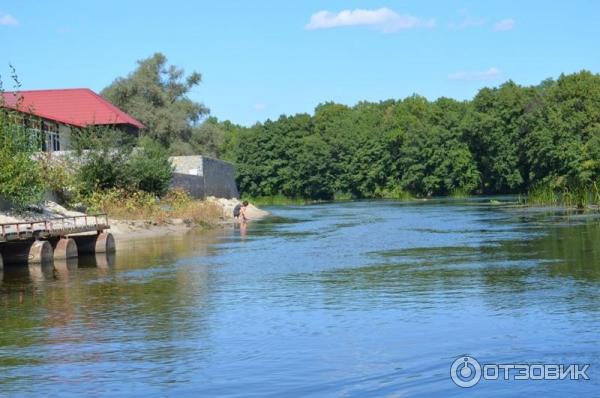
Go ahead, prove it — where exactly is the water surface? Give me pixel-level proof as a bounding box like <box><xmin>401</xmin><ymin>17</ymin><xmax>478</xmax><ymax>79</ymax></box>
<box><xmin>1</xmin><ymin>199</ymin><xmax>600</xmax><ymax>396</ymax></box>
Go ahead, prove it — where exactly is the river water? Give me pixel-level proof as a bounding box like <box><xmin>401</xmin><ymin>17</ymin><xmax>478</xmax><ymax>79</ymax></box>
<box><xmin>1</xmin><ymin>199</ymin><xmax>600</xmax><ymax>397</ymax></box>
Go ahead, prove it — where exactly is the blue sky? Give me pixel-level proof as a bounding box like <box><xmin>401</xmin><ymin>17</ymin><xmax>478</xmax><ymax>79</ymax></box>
<box><xmin>1</xmin><ymin>1</ymin><xmax>599</xmax><ymax>126</ymax></box>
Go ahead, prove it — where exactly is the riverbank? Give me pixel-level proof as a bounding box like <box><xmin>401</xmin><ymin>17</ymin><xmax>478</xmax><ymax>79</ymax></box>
<box><xmin>109</xmin><ymin>198</ymin><xmax>269</xmax><ymax>242</ymax></box>
<box><xmin>0</xmin><ymin>197</ymin><xmax>269</xmax><ymax>244</ymax></box>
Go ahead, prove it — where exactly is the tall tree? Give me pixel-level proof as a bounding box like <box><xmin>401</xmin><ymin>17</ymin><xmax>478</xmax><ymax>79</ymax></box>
<box><xmin>216</xmin><ymin>70</ymin><xmax>600</xmax><ymax>200</ymax></box>
<box><xmin>464</xmin><ymin>81</ymin><xmax>535</xmax><ymax>193</ymax></box>
<box><xmin>102</xmin><ymin>53</ymin><xmax>208</xmax><ymax>152</ymax></box>
<box><xmin>524</xmin><ymin>71</ymin><xmax>600</xmax><ymax>187</ymax></box>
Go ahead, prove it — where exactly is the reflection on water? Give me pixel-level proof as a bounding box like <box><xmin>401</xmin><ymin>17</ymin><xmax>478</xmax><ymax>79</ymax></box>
<box><xmin>1</xmin><ymin>201</ymin><xmax>600</xmax><ymax>396</ymax></box>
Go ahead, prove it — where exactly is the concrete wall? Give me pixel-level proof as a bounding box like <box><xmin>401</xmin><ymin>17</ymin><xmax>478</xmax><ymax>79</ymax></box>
<box><xmin>171</xmin><ymin>173</ymin><xmax>205</xmax><ymax>199</ymax></box>
<box><xmin>202</xmin><ymin>157</ymin><xmax>238</xmax><ymax>199</ymax></box>
<box><xmin>169</xmin><ymin>156</ymin><xmax>239</xmax><ymax>199</ymax></box>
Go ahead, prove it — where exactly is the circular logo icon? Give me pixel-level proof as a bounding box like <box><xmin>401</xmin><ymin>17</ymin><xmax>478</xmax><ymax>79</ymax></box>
<box><xmin>450</xmin><ymin>355</ymin><xmax>482</xmax><ymax>388</ymax></box>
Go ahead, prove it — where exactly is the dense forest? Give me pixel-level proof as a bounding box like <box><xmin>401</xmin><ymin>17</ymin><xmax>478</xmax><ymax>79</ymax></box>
<box><xmin>102</xmin><ymin>54</ymin><xmax>600</xmax><ymax>201</ymax></box>
<box><xmin>216</xmin><ymin>71</ymin><xmax>600</xmax><ymax>200</ymax></box>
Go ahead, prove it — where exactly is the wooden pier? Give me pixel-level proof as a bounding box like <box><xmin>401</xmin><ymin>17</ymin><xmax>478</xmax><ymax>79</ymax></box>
<box><xmin>0</xmin><ymin>214</ymin><xmax>114</xmax><ymax>265</ymax></box>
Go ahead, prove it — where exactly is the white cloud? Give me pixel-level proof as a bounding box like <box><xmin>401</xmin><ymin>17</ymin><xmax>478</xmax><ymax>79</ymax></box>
<box><xmin>493</xmin><ymin>18</ymin><xmax>515</xmax><ymax>31</ymax></box>
<box><xmin>305</xmin><ymin>8</ymin><xmax>435</xmax><ymax>33</ymax></box>
<box><xmin>0</xmin><ymin>12</ymin><xmax>18</xmax><ymax>26</ymax></box>
<box><xmin>254</xmin><ymin>103</ymin><xmax>266</xmax><ymax>111</ymax></box>
<box><xmin>448</xmin><ymin>67</ymin><xmax>502</xmax><ymax>82</ymax></box>
<box><xmin>449</xmin><ymin>10</ymin><xmax>486</xmax><ymax>30</ymax></box>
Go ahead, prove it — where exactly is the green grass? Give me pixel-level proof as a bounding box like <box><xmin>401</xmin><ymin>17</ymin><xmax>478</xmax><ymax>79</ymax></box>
<box><xmin>375</xmin><ymin>186</ymin><xmax>414</xmax><ymax>200</ymax></box>
<box><xmin>449</xmin><ymin>187</ymin><xmax>471</xmax><ymax>198</ymax></box>
<box><xmin>333</xmin><ymin>191</ymin><xmax>353</xmax><ymax>201</ymax></box>
<box><xmin>524</xmin><ymin>183</ymin><xmax>600</xmax><ymax>209</ymax></box>
<box><xmin>243</xmin><ymin>188</ymin><xmax>415</xmax><ymax>206</ymax></box>
<box><xmin>242</xmin><ymin>195</ymin><xmax>310</xmax><ymax>206</ymax></box>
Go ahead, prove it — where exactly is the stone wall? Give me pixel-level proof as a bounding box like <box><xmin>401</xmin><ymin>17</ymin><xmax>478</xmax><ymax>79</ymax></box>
<box><xmin>169</xmin><ymin>156</ymin><xmax>239</xmax><ymax>199</ymax></box>
<box><xmin>202</xmin><ymin>157</ymin><xmax>239</xmax><ymax>199</ymax></box>
<box><xmin>170</xmin><ymin>173</ymin><xmax>205</xmax><ymax>199</ymax></box>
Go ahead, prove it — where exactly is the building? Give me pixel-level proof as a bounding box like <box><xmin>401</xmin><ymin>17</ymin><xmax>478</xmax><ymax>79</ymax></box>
<box><xmin>1</xmin><ymin>88</ymin><xmax>144</xmax><ymax>152</ymax></box>
<box><xmin>170</xmin><ymin>155</ymin><xmax>239</xmax><ymax>199</ymax></box>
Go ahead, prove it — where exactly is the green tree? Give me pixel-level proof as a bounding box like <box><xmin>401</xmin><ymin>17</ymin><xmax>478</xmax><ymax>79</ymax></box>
<box><xmin>525</xmin><ymin>71</ymin><xmax>600</xmax><ymax>187</ymax></box>
<box><xmin>126</xmin><ymin>137</ymin><xmax>174</xmax><ymax>196</ymax></box>
<box><xmin>464</xmin><ymin>81</ymin><xmax>534</xmax><ymax>193</ymax></box>
<box><xmin>170</xmin><ymin>117</ymin><xmax>226</xmax><ymax>158</ymax></box>
<box><xmin>0</xmin><ymin>72</ymin><xmax>44</xmax><ymax>208</ymax></box>
<box><xmin>71</xmin><ymin>128</ymin><xmax>173</xmax><ymax>197</ymax></box>
<box><xmin>218</xmin><ymin>70</ymin><xmax>600</xmax><ymax>201</ymax></box>
<box><xmin>101</xmin><ymin>53</ymin><xmax>208</xmax><ymax>152</ymax></box>
<box><xmin>72</xmin><ymin>128</ymin><xmax>133</xmax><ymax>194</ymax></box>
<box><xmin>0</xmin><ymin>112</ymin><xmax>44</xmax><ymax>208</ymax></box>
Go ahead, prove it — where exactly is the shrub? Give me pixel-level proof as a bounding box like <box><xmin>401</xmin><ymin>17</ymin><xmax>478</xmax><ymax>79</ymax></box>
<box><xmin>84</xmin><ymin>188</ymin><xmax>157</xmax><ymax>219</ymax></box>
<box><xmin>72</xmin><ymin>128</ymin><xmax>132</xmax><ymax>194</ymax></box>
<box><xmin>126</xmin><ymin>137</ymin><xmax>174</xmax><ymax>196</ymax></box>
<box><xmin>82</xmin><ymin>187</ymin><xmax>222</xmax><ymax>225</ymax></box>
<box><xmin>72</xmin><ymin>129</ymin><xmax>173</xmax><ymax>197</ymax></box>
<box><xmin>37</xmin><ymin>153</ymin><xmax>79</xmax><ymax>203</ymax></box>
<box><xmin>0</xmin><ymin>110</ymin><xmax>44</xmax><ymax>208</ymax></box>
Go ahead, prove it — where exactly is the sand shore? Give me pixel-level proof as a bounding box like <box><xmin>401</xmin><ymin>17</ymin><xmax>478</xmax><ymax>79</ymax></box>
<box><xmin>109</xmin><ymin>199</ymin><xmax>268</xmax><ymax>242</ymax></box>
<box><xmin>0</xmin><ymin>197</ymin><xmax>269</xmax><ymax>244</ymax></box>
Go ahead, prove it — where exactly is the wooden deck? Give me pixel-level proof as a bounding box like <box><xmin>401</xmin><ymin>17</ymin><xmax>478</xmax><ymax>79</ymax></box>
<box><xmin>0</xmin><ymin>214</ymin><xmax>109</xmax><ymax>242</ymax></box>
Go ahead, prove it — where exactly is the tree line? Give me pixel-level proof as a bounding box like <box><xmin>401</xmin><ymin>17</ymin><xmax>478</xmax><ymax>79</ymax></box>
<box><xmin>85</xmin><ymin>54</ymin><xmax>600</xmax><ymax>201</ymax></box>
<box><xmin>212</xmin><ymin>71</ymin><xmax>600</xmax><ymax>200</ymax></box>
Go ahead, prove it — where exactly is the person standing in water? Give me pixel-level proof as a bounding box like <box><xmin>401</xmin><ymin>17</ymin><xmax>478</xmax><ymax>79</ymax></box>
<box><xmin>233</xmin><ymin>201</ymin><xmax>249</xmax><ymax>222</ymax></box>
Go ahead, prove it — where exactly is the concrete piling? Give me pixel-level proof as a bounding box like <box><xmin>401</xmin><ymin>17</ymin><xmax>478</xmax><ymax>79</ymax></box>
<box><xmin>0</xmin><ymin>240</ymin><xmax>53</xmax><ymax>265</ymax></box>
<box><xmin>52</xmin><ymin>238</ymin><xmax>78</xmax><ymax>260</ymax></box>
<box><xmin>95</xmin><ymin>232</ymin><xmax>115</xmax><ymax>253</ymax></box>
<box><xmin>0</xmin><ymin>230</ymin><xmax>115</xmax><ymax>267</ymax></box>
<box><xmin>0</xmin><ymin>214</ymin><xmax>113</xmax><ymax>267</ymax></box>
<box><xmin>28</xmin><ymin>240</ymin><xmax>54</xmax><ymax>264</ymax></box>
<box><xmin>72</xmin><ymin>232</ymin><xmax>115</xmax><ymax>255</ymax></box>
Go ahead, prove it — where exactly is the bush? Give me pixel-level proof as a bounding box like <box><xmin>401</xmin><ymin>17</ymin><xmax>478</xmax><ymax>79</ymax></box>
<box><xmin>72</xmin><ymin>129</ymin><xmax>173</xmax><ymax>197</ymax></box>
<box><xmin>37</xmin><ymin>153</ymin><xmax>79</xmax><ymax>203</ymax></box>
<box><xmin>0</xmin><ymin>110</ymin><xmax>44</xmax><ymax>208</ymax></box>
<box><xmin>126</xmin><ymin>137</ymin><xmax>174</xmax><ymax>196</ymax></box>
<box><xmin>72</xmin><ymin>128</ymin><xmax>132</xmax><ymax>194</ymax></box>
<box><xmin>82</xmin><ymin>188</ymin><xmax>222</xmax><ymax>225</ymax></box>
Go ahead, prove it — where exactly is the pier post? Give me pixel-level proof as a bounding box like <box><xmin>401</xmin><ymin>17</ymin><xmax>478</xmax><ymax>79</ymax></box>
<box><xmin>0</xmin><ymin>240</ymin><xmax>53</xmax><ymax>264</ymax></box>
<box><xmin>95</xmin><ymin>232</ymin><xmax>115</xmax><ymax>253</ymax></box>
<box><xmin>71</xmin><ymin>232</ymin><xmax>115</xmax><ymax>255</ymax></box>
<box><xmin>52</xmin><ymin>238</ymin><xmax>78</xmax><ymax>260</ymax></box>
<box><xmin>28</xmin><ymin>240</ymin><xmax>54</xmax><ymax>264</ymax></box>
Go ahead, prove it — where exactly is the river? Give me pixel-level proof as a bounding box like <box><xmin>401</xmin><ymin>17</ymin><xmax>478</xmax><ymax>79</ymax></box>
<box><xmin>1</xmin><ymin>199</ymin><xmax>599</xmax><ymax>396</ymax></box>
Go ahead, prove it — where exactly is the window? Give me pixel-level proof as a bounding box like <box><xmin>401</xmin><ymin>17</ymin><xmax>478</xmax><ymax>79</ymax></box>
<box><xmin>43</xmin><ymin>121</ymin><xmax>60</xmax><ymax>152</ymax></box>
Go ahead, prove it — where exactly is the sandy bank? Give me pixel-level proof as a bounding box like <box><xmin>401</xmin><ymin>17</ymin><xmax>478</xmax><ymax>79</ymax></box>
<box><xmin>109</xmin><ymin>197</ymin><xmax>269</xmax><ymax>243</ymax></box>
<box><xmin>108</xmin><ymin>219</ymin><xmax>196</xmax><ymax>242</ymax></box>
<box><xmin>0</xmin><ymin>197</ymin><xmax>269</xmax><ymax>244</ymax></box>
<box><xmin>208</xmin><ymin>197</ymin><xmax>269</xmax><ymax>220</ymax></box>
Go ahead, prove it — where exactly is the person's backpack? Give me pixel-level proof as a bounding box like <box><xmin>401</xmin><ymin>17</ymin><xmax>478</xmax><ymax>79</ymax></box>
<box><xmin>233</xmin><ymin>204</ymin><xmax>242</xmax><ymax>217</ymax></box>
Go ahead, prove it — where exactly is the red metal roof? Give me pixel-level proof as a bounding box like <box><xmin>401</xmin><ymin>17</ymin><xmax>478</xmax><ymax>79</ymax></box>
<box><xmin>1</xmin><ymin>88</ymin><xmax>144</xmax><ymax>129</ymax></box>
